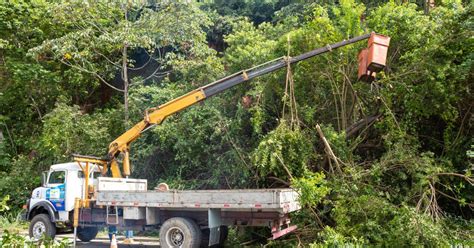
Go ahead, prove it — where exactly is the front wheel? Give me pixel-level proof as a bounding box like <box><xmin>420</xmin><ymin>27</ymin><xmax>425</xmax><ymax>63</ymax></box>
<box><xmin>77</xmin><ymin>226</ymin><xmax>99</xmax><ymax>242</ymax></box>
<box><xmin>29</xmin><ymin>214</ymin><xmax>56</xmax><ymax>240</ymax></box>
<box><xmin>160</xmin><ymin>217</ymin><xmax>202</xmax><ymax>248</ymax></box>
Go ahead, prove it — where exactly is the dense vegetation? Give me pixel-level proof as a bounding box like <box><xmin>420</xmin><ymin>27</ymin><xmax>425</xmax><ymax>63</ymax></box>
<box><xmin>0</xmin><ymin>0</ymin><xmax>472</xmax><ymax>246</ymax></box>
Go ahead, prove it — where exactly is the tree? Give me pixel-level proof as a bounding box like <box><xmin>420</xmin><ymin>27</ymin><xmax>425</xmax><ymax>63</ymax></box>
<box><xmin>30</xmin><ymin>1</ymin><xmax>210</xmax><ymax>127</ymax></box>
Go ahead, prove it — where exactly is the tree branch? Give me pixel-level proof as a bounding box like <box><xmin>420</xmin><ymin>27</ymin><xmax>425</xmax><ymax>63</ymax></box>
<box><xmin>345</xmin><ymin>113</ymin><xmax>381</xmax><ymax>139</ymax></box>
<box><xmin>61</xmin><ymin>59</ymin><xmax>124</xmax><ymax>92</ymax></box>
<box><xmin>267</xmin><ymin>176</ymin><xmax>290</xmax><ymax>186</ymax></box>
<box><xmin>93</xmin><ymin>49</ymin><xmax>122</xmax><ymax>68</ymax></box>
<box><xmin>435</xmin><ymin>189</ymin><xmax>474</xmax><ymax>208</ymax></box>
<box><xmin>433</xmin><ymin>173</ymin><xmax>474</xmax><ymax>185</ymax></box>
<box><xmin>316</xmin><ymin>124</ymin><xmax>343</xmax><ymax>174</ymax></box>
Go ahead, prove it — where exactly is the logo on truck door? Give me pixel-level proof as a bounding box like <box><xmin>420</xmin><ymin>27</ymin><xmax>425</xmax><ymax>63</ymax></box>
<box><xmin>49</xmin><ymin>188</ymin><xmax>60</xmax><ymax>199</ymax></box>
<box><xmin>46</xmin><ymin>184</ymin><xmax>65</xmax><ymax>211</ymax></box>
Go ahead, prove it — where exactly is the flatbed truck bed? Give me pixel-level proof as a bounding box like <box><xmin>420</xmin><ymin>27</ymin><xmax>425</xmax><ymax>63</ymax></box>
<box><xmin>73</xmin><ymin>178</ymin><xmax>301</xmax><ymax>246</ymax></box>
<box><xmin>97</xmin><ymin>188</ymin><xmax>300</xmax><ymax>214</ymax></box>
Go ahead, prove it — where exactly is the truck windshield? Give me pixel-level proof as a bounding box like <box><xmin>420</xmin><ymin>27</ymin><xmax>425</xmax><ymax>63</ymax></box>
<box><xmin>48</xmin><ymin>171</ymin><xmax>65</xmax><ymax>184</ymax></box>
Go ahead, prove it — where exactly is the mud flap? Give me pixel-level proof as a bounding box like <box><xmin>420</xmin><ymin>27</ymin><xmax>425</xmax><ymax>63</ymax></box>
<box><xmin>269</xmin><ymin>215</ymin><xmax>297</xmax><ymax>240</ymax></box>
<box><xmin>208</xmin><ymin>208</ymin><xmax>222</xmax><ymax>246</ymax></box>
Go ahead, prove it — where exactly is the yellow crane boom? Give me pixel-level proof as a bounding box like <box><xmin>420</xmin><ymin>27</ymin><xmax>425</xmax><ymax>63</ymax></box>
<box><xmin>75</xmin><ymin>33</ymin><xmax>386</xmax><ymax>178</ymax></box>
<box><xmin>107</xmin><ymin>89</ymin><xmax>206</xmax><ymax>177</ymax></box>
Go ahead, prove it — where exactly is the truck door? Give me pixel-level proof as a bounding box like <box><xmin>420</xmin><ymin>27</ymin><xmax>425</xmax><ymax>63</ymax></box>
<box><xmin>62</xmin><ymin>170</ymin><xmax>84</xmax><ymax>213</ymax></box>
<box><xmin>46</xmin><ymin>170</ymin><xmax>67</xmax><ymax>211</ymax></box>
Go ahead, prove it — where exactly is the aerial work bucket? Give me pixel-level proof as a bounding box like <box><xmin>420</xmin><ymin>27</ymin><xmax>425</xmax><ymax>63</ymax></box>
<box><xmin>357</xmin><ymin>33</ymin><xmax>390</xmax><ymax>82</ymax></box>
<box><xmin>358</xmin><ymin>48</ymin><xmax>375</xmax><ymax>82</ymax></box>
<box><xmin>367</xmin><ymin>33</ymin><xmax>390</xmax><ymax>72</ymax></box>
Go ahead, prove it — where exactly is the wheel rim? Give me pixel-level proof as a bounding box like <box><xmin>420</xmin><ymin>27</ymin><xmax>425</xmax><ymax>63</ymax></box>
<box><xmin>165</xmin><ymin>227</ymin><xmax>185</xmax><ymax>247</ymax></box>
<box><xmin>32</xmin><ymin>221</ymin><xmax>46</xmax><ymax>240</ymax></box>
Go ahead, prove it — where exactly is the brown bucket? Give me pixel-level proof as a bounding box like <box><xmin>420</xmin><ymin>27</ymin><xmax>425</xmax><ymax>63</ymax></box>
<box><xmin>358</xmin><ymin>48</ymin><xmax>375</xmax><ymax>82</ymax></box>
<box><xmin>367</xmin><ymin>33</ymin><xmax>390</xmax><ymax>72</ymax></box>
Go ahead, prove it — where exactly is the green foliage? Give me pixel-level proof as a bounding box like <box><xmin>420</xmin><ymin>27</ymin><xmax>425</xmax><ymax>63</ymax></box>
<box><xmin>319</xmin><ymin>124</ymin><xmax>353</xmax><ymax>162</ymax></box>
<box><xmin>0</xmin><ymin>136</ymin><xmax>10</xmax><ymax>171</ymax></box>
<box><xmin>312</xmin><ymin>226</ymin><xmax>358</xmax><ymax>247</ymax></box>
<box><xmin>332</xmin><ymin>0</ymin><xmax>365</xmax><ymax>37</ymax></box>
<box><xmin>0</xmin><ymin>210</ymin><xmax>27</xmax><ymax>234</ymax></box>
<box><xmin>0</xmin><ymin>195</ymin><xmax>9</xmax><ymax>213</ymax></box>
<box><xmin>292</xmin><ymin>172</ymin><xmax>330</xmax><ymax>207</ymax></box>
<box><xmin>0</xmin><ymin>230</ymin><xmax>70</xmax><ymax>247</ymax></box>
<box><xmin>331</xmin><ymin>194</ymin><xmax>449</xmax><ymax>245</ymax></box>
<box><xmin>0</xmin><ymin>156</ymin><xmax>40</xmax><ymax>208</ymax></box>
<box><xmin>39</xmin><ymin>101</ymin><xmax>113</xmax><ymax>161</ymax></box>
<box><xmin>386</xmin><ymin>206</ymin><xmax>449</xmax><ymax>246</ymax></box>
<box><xmin>369</xmin><ymin>140</ymin><xmax>438</xmax><ymax>202</ymax></box>
<box><xmin>201</xmin><ymin>0</ymin><xmax>291</xmax><ymax>24</ymax></box>
<box><xmin>253</xmin><ymin>122</ymin><xmax>312</xmax><ymax>179</ymax></box>
<box><xmin>133</xmin><ymin>99</ymin><xmax>253</xmax><ymax>189</ymax></box>
<box><xmin>224</xmin><ymin>18</ymin><xmax>278</xmax><ymax>71</ymax></box>
<box><xmin>367</xmin><ymin>2</ymin><xmax>472</xmax><ymax>151</ymax></box>
<box><xmin>0</xmin><ymin>231</ymin><xmax>32</xmax><ymax>248</ymax></box>
<box><xmin>29</xmin><ymin>1</ymin><xmax>211</xmax><ymax>77</ymax></box>
<box><xmin>128</xmin><ymin>82</ymin><xmax>253</xmax><ymax>189</ymax></box>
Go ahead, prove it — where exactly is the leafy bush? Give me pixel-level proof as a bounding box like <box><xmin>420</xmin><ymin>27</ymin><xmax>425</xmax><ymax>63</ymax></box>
<box><xmin>292</xmin><ymin>172</ymin><xmax>330</xmax><ymax>208</ymax></box>
<box><xmin>253</xmin><ymin>122</ymin><xmax>312</xmax><ymax>179</ymax></box>
<box><xmin>0</xmin><ymin>230</ymin><xmax>70</xmax><ymax>248</ymax></box>
<box><xmin>39</xmin><ymin>101</ymin><xmax>113</xmax><ymax>161</ymax></box>
<box><xmin>0</xmin><ymin>156</ymin><xmax>40</xmax><ymax>209</ymax></box>
<box><xmin>330</xmin><ymin>195</ymin><xmax>450</xmax><ymax>246</ymax></box>
<box><xmin>313</xmin><ymin>226</ymin><xmax>364</xmax><ymax>246</ymax></box>
<box><xmin>0</xmin><ymin>196</ymin><xmax>9</xmax><ymax>213</ymax></box>
<box><xmin>0</xmin><ymin>210</ymin><xmax>26</xmax><ymax>234</ymax></box>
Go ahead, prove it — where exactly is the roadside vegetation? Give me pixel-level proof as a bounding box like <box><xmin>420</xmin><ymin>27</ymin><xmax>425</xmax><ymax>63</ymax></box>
<box><xmin>0</xmin><ymin>195</ymin><xmax>71</xmax><ymax>247</ymax></box>
<box><xmin>0</xmin><ymin>0</ymin><xmax>472</xmax><ymax>246</ymax></box>
<box><xmin>0</xmin><ymin>231</ymin><xmax>70</xmax><ymax>247</ymax></box>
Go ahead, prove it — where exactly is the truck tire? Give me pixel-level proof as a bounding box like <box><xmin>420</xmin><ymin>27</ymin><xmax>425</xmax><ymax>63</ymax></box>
<box><xmin>160</xmin><ymin>217</ymin><xmax>202</xmax><ymax>248</ymax></box>
<box><xmin>29</xmin><ymin>213</ymin><xmax>56</xmax><ymax>240</ymax></box>
<box><xmin>201</xmin><ymin>226</ymin><xmax>229</xmax><ymax>247</ymax></box>
<box><xmin>77</xmin><ymin>226</ymin><xmax>99</xmax><ymax>242</ymax></box>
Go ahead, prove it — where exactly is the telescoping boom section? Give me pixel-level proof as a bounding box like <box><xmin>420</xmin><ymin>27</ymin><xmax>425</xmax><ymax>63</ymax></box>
<box><xmin>75</xmin><ymin>32</ymin><xmax>387</xmax><ymax>178</ymax></box>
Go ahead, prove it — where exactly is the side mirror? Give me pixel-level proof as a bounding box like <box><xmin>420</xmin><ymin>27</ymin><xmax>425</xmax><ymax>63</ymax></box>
<box><xmin>41</xmin><ymin>171</ymin><xmax>48</xmax><ymax>187</ymax></box>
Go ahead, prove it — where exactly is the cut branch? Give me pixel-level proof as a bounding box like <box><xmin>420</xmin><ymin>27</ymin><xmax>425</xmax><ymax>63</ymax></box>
<box><xmin>345</xmin><ymin>113</ymin><xmax>382</xmax><ymax>139</ymax></box>
<box><xmin>316</xmin><ymin>124</ymin><xmax>342</xmax><ymax>174</ymax></box>
<box><xmin>267</xmin><ymin>176</ymin><xmax>291</xmax><ymax>186</ymax></box>
<box><xmin>275</xmin><ymin>153</ymin><xmax>294</xmax><ymax>180</ymax></box>
<box><xmin>435</xmin><ymin>189</ymin><xmax>474</xmax><ymax>207</ymax></box>
<box><xmin>433</xmin><ymin>173</ymin><xmax>474</xmax><ymax>185</ymax></box>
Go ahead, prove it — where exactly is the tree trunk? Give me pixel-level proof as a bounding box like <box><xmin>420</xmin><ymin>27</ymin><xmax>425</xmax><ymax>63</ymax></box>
<box><xmin>122</xmin><ymin>44</ymin><xmax>129</xmax><ymax>128</ymax></box>
<box><xmin>424</xmin><ymin>0</ymin><xmax>435</xmax><ymax>14</ymax></box>
<box><xmin>122</xmin><ymin>4</ymin><xmax>129</xmax><ymax>129</ymax></box>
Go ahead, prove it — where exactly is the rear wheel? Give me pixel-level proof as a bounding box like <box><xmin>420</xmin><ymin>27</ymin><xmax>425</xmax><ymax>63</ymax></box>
<box><xmin>160</xmin><ymin>217</ymin><xmax>202</xmax><ymax>248</ymax></box>
<box><xmin>29</xmin><ymin>214</ymin><xmax>56</xmax><ymax>240</ymax></box>
<box><xmin>77</xmin><ymin>226</ymin><xmax>99</xmax><ymax>242</ymax></box>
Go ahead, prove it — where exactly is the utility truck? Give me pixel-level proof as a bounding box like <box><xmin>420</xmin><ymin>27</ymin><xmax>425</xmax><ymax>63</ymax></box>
<box><xmin>23</xmin><ymin>33</ymin><xmax>389</xmax><ymax>247</ymax></box>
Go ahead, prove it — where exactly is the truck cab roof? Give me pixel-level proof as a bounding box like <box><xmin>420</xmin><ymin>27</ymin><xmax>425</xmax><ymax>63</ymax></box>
<box><xmin>50</xmin><ymin>162</ymin><xmax>101</xmax><ymax>172</ymax></box>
